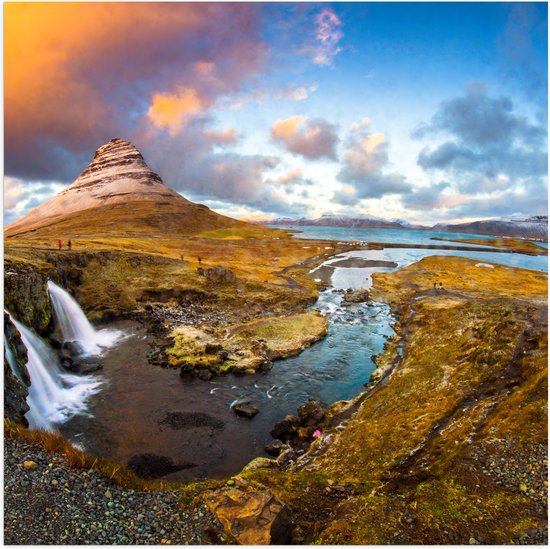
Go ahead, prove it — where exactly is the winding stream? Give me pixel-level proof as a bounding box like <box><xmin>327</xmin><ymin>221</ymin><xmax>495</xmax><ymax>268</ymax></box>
<box><xmin>27</xmin><ymin>228</ymin><xmax>549</xmax><ymax>480</ymax></box>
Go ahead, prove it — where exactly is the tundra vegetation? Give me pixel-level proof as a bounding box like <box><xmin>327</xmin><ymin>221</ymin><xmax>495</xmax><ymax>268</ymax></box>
<box><xmin>4</xmin><ymin>227</ymin><xmax>547</xmax><ymax>544</ymax></box>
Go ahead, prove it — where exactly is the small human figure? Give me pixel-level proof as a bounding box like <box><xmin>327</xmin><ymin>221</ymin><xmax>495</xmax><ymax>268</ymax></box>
<box><xmin>58</xmin><ymin>239</ymin><xmax>62</xmax><ymax>250</ymax></box>
<box><xmin>433</xmin><ymin>282</ymin><xmax>437</xmax><ymax>290</ymax></box>
<box><xmin>439</xmin><ymin>282</ymin><xmax>443</xmax><ymax>290</ymax></box>
<box><xmin>198</xmin><ymin>256</ymin><xmax>202</xmax><ymax>265</ymax></box>
<box><xmin>68</xmin><ymin>240</ymin><xmax>72</xmax><ymax>251</ymax></box>
<box><xmin>180</xmin><ymin>254</ymin><xmax>183</xmax><ymax>261</ymax></box>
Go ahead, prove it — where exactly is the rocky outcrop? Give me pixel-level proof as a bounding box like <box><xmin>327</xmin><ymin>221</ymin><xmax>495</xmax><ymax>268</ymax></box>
<box><xmin>204</xmin><ymin>478</ymin><xmax>291</xmax><ymax>545</ymax></box>
<box><xmin>269</xmin><ymin>400</ymin><xmax>327</xmax><ymax>453</ymax></box>
<box><xmin>4</xmin><ymin>313</ymin><xmax>30</xmax><ymax>426</ymax></box>
<box><xmin>343</xmin><ymin>288</ymin><xmax>371</xmax><ymax>303</ymax></box>
<box><xmin>4</xmin><ymin>261</ymin><xmax>53</xmax><ymax>336</ymax></box>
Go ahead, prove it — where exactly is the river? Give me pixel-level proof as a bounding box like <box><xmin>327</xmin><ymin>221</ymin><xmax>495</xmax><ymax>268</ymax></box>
<box><xmin>60</xmin><ymin>226</ymin><xmax>547</xmax><ymax>481</ymax></box>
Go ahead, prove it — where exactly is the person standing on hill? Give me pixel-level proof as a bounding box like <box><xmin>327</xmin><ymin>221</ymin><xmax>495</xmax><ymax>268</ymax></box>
<box><xmin>68</xmin><ymin>240</ymin><xmax>72</xmax><ymax>251</ymax></box>
<box><xmin>58</xmin><ymin>239</ymin><xmax>62</xmax><ymax>250</ymax></box>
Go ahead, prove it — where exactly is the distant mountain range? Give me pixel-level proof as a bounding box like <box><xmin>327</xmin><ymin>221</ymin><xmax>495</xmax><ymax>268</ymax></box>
<box><xmin>264</xmin><ymin>214</ymin><xmax>427</xmax><ymax>230</ymax></box>
<box><xmin>263</xmin><ymin>214</ymin><xmax>548</xmax><ymax>241</ymax></box>
<box><xmin>434</xmin><ymin>216</ymin><xmax>548</xmax><ymax>241</ymax></box>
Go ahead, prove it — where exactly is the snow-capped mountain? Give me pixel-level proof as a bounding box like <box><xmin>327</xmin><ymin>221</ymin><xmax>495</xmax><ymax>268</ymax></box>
<box><xmin>266</xmin><ymin>214</ymin><xmax>424</xmax><ymax>230</ymax></box>
<box><xmin>434</xmin><ymin>216</ymin><xmax>548</xmax><ymax>241</ymax></box>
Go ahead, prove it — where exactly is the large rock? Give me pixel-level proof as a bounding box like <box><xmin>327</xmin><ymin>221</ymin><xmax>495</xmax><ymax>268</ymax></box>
<box><xmin>297</xmin><ymin>400</ymin><xmax>326</xmax><ymax>426</ymax></box>
<box><xmin>264</xmin><ymin>439</ymin><xmax>287</xmax><ymax>457</ymax></box>
<box><xmin>343</xmin><ymin>288</ymin><xmax>371</xmax><ymax>304</ymax></box>
<box><xmin>204</xmin><ymin>479</ymin><xmax>292</xmax><ymax>544</ymax></box>
<box><xmin>233</xmin><ymin>403</ymin><xmax>259</xmax><ymax>418</ymax></box>
<box><xmin>271</xmin><ymin>414</ymin><xmax>300</xmax><ymax>442</ymax></box>
<box><xmin>4</xmin><ymin>313</ymin><xmax>31</xmax><ymax>426</ymax></box>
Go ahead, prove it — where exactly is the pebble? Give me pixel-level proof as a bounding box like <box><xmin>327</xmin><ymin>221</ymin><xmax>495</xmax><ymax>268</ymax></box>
<box><xmin>23</xmin><ymin>460</ymin><xmax>38</xmax><ymax>470</ymax></box>
<box><xmin>4</xmin><ymin>438</ymin><xmax>222</xmax><ymax>545</ymax></box>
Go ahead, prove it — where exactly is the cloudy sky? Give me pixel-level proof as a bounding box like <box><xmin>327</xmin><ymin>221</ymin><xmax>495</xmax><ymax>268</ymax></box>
<box><xmin>4</xmin><ymin>2</ymin><xmax>548</xmax><ymax>225</ymax></box>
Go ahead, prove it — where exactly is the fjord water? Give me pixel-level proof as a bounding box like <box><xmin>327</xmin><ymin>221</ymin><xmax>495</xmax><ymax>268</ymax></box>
<box><xmin>272</xmin><ymin>225</ymin><xmax>499</xmax><ymax>246</ymax></box>
<box><xmin>280</xmin><ymin>226</ymin><xmax>548</xmax><ymax>274</ymax></box>
<box><xmin>9</xmin><ymin>317</ymin><xmax>102</xmax><ymax>431</ymax></box>
<box><xmin>60</xmin><ymin>226</ymin><xmax>546</xmax><ymax>481</ymax></box>
<box><xmin>48</xmin><ymin>280</ymin><xmax>123</xmax><ymax>354</ymax></box>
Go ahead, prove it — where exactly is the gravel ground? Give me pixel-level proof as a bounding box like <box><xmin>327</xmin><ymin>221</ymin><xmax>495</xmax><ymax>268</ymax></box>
<box><xmin>4</xmin><ymin>438</ymin><xmax>224</xmax><ymax>545</ymax></box>
<box><xmin>468</xmin><ymin>439</ymin><xmax>548</xmax><ymax>545</ymax></box>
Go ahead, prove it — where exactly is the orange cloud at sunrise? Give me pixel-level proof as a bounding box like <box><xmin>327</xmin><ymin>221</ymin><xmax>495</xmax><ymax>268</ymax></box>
<box><xmin>5</xmin><ymin>2</ymin><xmax>265</xmax><ymax>180</ymax></box>
<box><xmin>148</xmin><ymin>88</ymin><xmax>206</xmax><ymax>135</ymax></box>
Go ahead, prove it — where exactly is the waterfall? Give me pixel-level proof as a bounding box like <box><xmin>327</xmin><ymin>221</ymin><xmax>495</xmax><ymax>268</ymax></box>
<box><xmin>9</xmin><ymin>317</ymin><xmax>103</xmax><ymax>431</ymax></box>
<box><xmin>47</xmin><ymin>280</ymin><xmax>122</xmax><ymax>355</ymax></box>
<box><xmin>4</xmin><ymin>334</ymin><xmax>24</xmax><ymax>383</ymax></box>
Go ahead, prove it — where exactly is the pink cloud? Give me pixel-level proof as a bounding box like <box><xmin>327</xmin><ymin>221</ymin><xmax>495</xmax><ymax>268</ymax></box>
<box><xmin>271</xmin><ymin>115</ymin><xmax>339</xmax><ymax>160</ymax></box>
<box><xmin>310</xmin><ymin>8</ymin><xmax>343</xmax><ymax>66</ymax></box>
<box><xmin>202</xmin><ymin>128</ymin><xmax>239</xmax><ymax>145</ymax></box>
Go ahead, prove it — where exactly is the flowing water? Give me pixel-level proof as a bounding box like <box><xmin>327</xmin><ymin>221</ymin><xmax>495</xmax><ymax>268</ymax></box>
<box><xmin>9</xmin><ymin>317</ymin><xmax>103</xmax><ymax>431</ymax></box>
<box><xmin>38</xmin><ymin>227</ymin><xmax>548</xmax><ymax>479</ymax></box>
<box><xmin>61</xmin><ymin>292</ymin><xmax>394</xmax><ymax>481</ymax></box>
<box><xmin>4</xmin><ymin>333</ymin><xmax>24</xmax><ymax>384</ymax></box>
<box><xmin>47</xmin><ymin>280</ymin><xmax>123</xmax><ymax>355</ymax></box>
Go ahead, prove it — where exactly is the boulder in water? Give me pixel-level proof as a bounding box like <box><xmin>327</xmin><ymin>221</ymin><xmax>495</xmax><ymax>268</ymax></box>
<box><xmin>233</xmin><ymin>403</ymin><xmax>259</xmax><ymax>418</ymax></box>
<box><xmin>62</xmin><ymin>340</ymin><xmax>86</xmax><ymax>358</ymax></box>
<box><xmin>343</xmin><ymin>288</ymin><xmax>371</xmax><ymax>304</ymax></box>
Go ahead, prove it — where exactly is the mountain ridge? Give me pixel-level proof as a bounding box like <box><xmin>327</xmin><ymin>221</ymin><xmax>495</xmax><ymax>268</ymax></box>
<box><xmin>263</xmin><ymin>214</ymin><xmax>548</xmax><ymax>240</ymax></box>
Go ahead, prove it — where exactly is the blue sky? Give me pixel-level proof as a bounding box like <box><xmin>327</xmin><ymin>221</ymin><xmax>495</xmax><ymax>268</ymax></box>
<box><xmin>5</xmin><ymin>2</ymin><xmax>548</xmax><ymax>225</ymax></box>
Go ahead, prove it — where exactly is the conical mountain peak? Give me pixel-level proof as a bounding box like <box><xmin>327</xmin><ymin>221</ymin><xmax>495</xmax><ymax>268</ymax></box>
<box><xmin>5</xmin><ymin>138</ymin><xmax>244</xmax><ymax>238</ymax></box>
<box><xmin>5</xmin><ymin>138</ymin><xmax>191</xmax><ymax>235</ymax></box>
<box><xmin>71</xmin><ymin>137</ymin><xmax>166</xmax><ymax>192</ymax></box>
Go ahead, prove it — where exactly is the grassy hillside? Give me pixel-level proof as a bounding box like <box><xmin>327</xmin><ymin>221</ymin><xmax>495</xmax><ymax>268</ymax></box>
<box><xmin>238</xmin><ymin>256</ymin><xmax>547</xmax><ymax>544</ymax></box>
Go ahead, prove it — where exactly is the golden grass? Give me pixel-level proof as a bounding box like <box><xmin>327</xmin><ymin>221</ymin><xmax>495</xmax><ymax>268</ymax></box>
<box><xmin>241</xmin><ymin>255</ymin><xmax>547</xmax><ymax>543</ymax></box>
<box><xmin>233</xmin><ymin>311</ymin><xmax>328</xmax><ymax>359</ymax></box>
<box><xmin>370</xmin><ymin>255</ymin><xmax>548</xmax><ymax>305</ymax></box>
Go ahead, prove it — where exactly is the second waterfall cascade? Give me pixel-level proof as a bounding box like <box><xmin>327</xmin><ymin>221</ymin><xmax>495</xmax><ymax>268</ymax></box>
<box><xmin>47</xmin><ymin>280</ymin><xmax>123</xmax><ymax>355</ymax></box>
